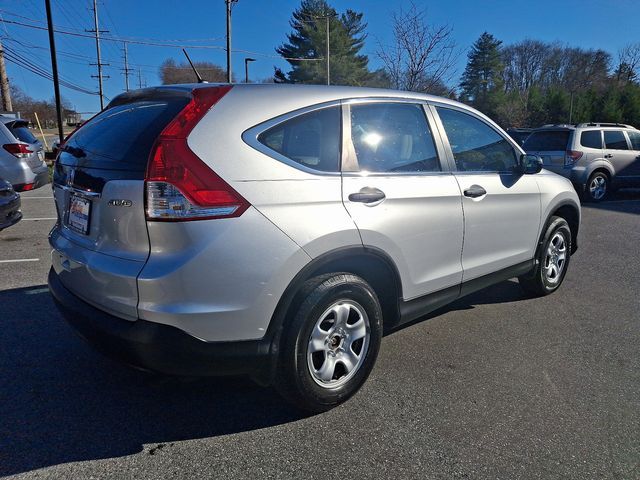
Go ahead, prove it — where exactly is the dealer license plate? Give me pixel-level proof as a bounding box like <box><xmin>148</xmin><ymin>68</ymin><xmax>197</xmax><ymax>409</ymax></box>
<box><xmin>67</xmin><ymin>194</ymin><xmax>91</xmax><ymax>235</ymax></box>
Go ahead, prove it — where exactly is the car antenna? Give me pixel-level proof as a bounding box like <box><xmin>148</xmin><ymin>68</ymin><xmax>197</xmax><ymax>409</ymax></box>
<box><xmin>182</xmin><ymin>48</ymin><xmax>206</xmax><ymax>83</ymax></box>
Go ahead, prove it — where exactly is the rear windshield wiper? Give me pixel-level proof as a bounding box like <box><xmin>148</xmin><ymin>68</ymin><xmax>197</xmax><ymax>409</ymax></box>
<box><xmin>62</xmin><ymin>145</ymin><xmax>87</xmax><ymax>158</ymax></box>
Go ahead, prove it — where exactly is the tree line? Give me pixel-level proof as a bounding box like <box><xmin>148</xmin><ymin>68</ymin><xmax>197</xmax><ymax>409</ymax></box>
<box><xmin>460</xmin><ymin>33</ymin><xmax>640</xmax><ymax>128</ymax></box>
<box><xmin>7</xmin><ymin>84</ymin><xmax>73</xmax><ymax>128</ymax></box>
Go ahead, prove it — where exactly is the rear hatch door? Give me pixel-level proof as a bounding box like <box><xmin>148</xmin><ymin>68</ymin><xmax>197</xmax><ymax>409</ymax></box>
<box><xmin>5</xmin><ymin>120</ymin><xmax>46</xmax><ymax>170</ymax></box>
<box><xmin>51</xmin><ymin>88</ymin><xmax>191</xmax><ymax>319</ymax></box>
<box><xmin>523</xmin><ymin>129</ymin><xmax>571</xmax><ymax>168</ymax></box>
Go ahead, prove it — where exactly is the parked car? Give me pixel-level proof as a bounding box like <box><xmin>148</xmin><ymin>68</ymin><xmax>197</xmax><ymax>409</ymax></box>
<box><xmin>0</xmin><ymin>177</ymin><xmax>21</xmax><ymax>231</ymax></box>
<box><xmin>0</xmin><ymin>117</ymin><xmax>49</xmax><ymax>191</ymax></box>
<box><xmin>506</xmin><ymin>127</ymin><xmax>533</xmax><ymax>146</ymax></box>
<box><xmin>48</xmin><ymin>84</ymin><xmax>581</xmax><ymax>412</ymax></box>
<box><xmin>523</xmin><ymin>122</ymin><xmax>640</xmax><ymax>201</ymax></box>
<box><xmin>45</xmin><ymin>138</ymin><xmax>61</xmax><ymax>161</ymax></box>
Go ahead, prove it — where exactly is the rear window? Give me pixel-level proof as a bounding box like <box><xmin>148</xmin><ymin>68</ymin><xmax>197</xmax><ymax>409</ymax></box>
<box><xmin>603</xmin><ymin>130</ymin><xmax>628</xmax><ymax>150</ymax></box>
<box><xmin>9</xmin><ymin>124</ymin><xmax>38</xmax><ymax>144</ymax></box>
<box><xmin>523</xmin><ymin>130</ymin><xmax>570</xmax><ymax>151</ymax></box>
<box><xmin>258</xmin><ymin>106</ymin><xmax>341</xmax><ymax>172</ymax></box>
<box><xmin>580</xmin><ymin>130</ymin><xmax>602</xmax><ymax>149</ymax></box>
<box><xmin>61</xmin><ymin>97</ymin><xmax>189</xmax><ymax>171</ymax></box>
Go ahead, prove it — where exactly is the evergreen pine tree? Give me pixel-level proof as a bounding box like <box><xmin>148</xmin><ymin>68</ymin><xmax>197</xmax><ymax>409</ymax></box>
<box><xmin>459</xmin><ymin>32</ymin><xmax>504</xmax><ymax>116</ymax></box>
<box><xmin>275</xmin><ymin>0</ymin><xmax>371</xmax><ymax>86</ymax></box>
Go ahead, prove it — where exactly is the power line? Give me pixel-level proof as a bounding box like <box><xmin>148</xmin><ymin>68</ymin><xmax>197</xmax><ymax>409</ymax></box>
<box><xmin>3</xmin><ymin>43</ymin><xmax>92</xmax><ymax>88</ymax></box>
<box><xmin>0</xmin><ymin>16</ymin><xmax>323</xmax><ymax>61</ymax></box>
<box><xmin>3</xmin><ymin>45</ymin><xmax>98</xmax><ymax>95</ymax></box>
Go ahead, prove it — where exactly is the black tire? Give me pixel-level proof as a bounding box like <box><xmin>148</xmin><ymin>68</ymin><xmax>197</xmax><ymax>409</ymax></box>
<box><xmin>519</xmin><ymin>216</ymin><xmax>572</xmax><ymax>297</ymax></box>
<box><xmin>275</xmin><ymin>273</ymin><xmax>383</xmax><ymax>413</ymax></box>
<box><xmin>583</xmin><ymin>171</ymin><xmax>609</xmax><ymax>202</ymax></box>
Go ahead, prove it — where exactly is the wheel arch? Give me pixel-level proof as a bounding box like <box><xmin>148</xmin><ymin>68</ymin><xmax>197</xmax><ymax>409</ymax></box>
<box><xmin>258</xmin><ymin>246</ymin><xmax>402</xmax><ymax>384</ymax></box>
<box><xmin>547</xmin><ymin>201</ymin><xmax>580</xmax><ymax>254</ymax></box>
<box><xmin>585</xmin><ymin>160</ymin><xmax>615</xmax><ymax>182</ymax></box>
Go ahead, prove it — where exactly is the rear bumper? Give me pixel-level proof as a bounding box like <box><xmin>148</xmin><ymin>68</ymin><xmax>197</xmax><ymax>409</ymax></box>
<box><xmin>14</xmin><ymin>168</ymin><xmax>49</xmax><ymax>192</ymax></box>
<box><xmin>48</xmin><ymin>267</ymin><xmax>272</xmax><ymax>380</ymax></box>
<box><xmin>0</xmin><ymin>195</ymin><xmax>21</xmax><ymax>229</ymax></box>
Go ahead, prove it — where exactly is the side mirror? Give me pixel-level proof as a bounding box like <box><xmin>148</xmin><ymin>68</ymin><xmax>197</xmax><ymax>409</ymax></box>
<box><xmin>519</xmin><ymin>154</ymin><xmax>543</xmax><ymax>174</ymax></box>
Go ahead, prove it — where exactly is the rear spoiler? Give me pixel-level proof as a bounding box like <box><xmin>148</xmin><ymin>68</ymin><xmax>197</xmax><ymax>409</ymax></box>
<box><xmin>107</xmin><ymin>87</ymin><xmax>194</xmax><ymax>109</ymax></box>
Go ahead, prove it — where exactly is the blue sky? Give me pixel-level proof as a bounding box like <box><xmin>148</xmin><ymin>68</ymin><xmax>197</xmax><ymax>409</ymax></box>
<box><xmin>0</xmin><ymin>0</ymin><xmax>636</xmax><ymax>117</ymax></box>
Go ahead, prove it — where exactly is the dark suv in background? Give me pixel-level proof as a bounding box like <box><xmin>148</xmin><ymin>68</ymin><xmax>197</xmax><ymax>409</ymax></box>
<box><xmin>523</xmin><ymin>123</ymin><xmax>640</xmax><ymax>201</ymax></box>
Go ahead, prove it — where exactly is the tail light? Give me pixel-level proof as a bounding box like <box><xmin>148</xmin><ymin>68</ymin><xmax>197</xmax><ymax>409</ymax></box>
<box><xmin>565</xmin><ymin>150</ymin><xmax>583</xmax><ymax>167</ymax></box>
<box><xmin>3</xmin><ymin>143</ymin><xmax>33</xmax><ymax>158</ymax></box>
<box><xmin>145</xmin><ymin>86</ymin><xmax>249</xmax><ymax>221</ymax></box>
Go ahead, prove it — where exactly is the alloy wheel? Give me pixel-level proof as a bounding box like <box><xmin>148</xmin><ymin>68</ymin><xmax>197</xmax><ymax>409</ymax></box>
<box><xmin>544</xmin><ymin>232</ymin><xmax>567</xmax><ymax>285</ymax></box>
<box><xmin>589</xmin><ymin>175</ymin><xmax>607</xmax><ymax>200</ymax></box>
<box><xmin>307</xmin><ymin>300</ymin><xmax>370</xmax><ymax>388</ymax></box>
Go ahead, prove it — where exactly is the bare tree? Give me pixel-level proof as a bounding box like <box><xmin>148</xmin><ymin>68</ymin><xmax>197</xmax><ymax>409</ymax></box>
<box><xmin>159</xmin><ymin>58</ymin><xmax>227</xmax><ymax>85</ymax></box>
<box><xmin>377</xmin><ymin>3</ymin><xmax>458</xmax><ymax>94</ymax></box>
<box><xmin>617</xmin><ymin>43</ymin><xmax>640</xmax><ymax>82</ymax></box>
<box><xmin>502</xmin><ymin>40</ymin><xmax>549</xmax><ymax>94</ymax></box>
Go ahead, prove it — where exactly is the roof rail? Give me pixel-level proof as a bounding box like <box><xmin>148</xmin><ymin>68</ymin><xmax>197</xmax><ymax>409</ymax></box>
<box><xmin>540</xmin><ymin>123</ymin><xmax>576</xmax><ymax>128</ymax></box>
<box><xmin>576</xmin><ymin>122</ymin><xmax>636</xmax><ymax>129</ymax></box>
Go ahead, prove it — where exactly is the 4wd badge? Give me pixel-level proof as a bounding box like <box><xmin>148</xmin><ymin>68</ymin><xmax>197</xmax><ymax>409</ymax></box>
<box><xmin>108</xmin><ymin>199</ymin><xmax>133</xmax><ymax>207</ymax></box>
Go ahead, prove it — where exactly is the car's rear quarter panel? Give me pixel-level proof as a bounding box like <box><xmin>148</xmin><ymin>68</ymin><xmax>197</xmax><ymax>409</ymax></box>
<box><xmin>187</xmin><ymin>86</ymin><xmax>363</xmax><ymax>257</ymax></box>
<box><xmin>137</xmin><ymin>207</ymin><xmax>311</xmax><ymax>341</ymax></box>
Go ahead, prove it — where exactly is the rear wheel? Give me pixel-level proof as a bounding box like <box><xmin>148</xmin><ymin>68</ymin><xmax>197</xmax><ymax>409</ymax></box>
<box><xmin>584</xmin><ymin>171</ymin><xmax>609</xmax><ymax>202</ymax></box>
<box><xmin>519</xmin><ymin>216</ymin><xmax>572</xmax><ymax>297</ymax></box>
<box><xmin>275</xmin><ymin>273</ymin><xmax>383</xmax><ymax>413</ymax></box>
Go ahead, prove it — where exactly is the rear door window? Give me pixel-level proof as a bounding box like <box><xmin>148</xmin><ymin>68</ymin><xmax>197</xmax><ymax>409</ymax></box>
<box><xmin>626</xmin><ymin>130</ymin><xmax>640</xmax><ymax>150</ymax></box>
<box><xmin>603</xmin><ymin>130</ymin><xmax>629</xmax><ymax>150</ymax></box>
<box><xmin>580</xmin><ymin>130</ymin><xmax>602</xmax><ymax>149</ymax></box>
<box><xmin>61</xmin><ymin>96</ymin><xmax>190</xmax><ymax>171</ymax></box>
<box><xmin>258</xmin><ymin>106</ymin><xmax>341</xmax><ymax>172</ymax></box>
<box><xmin>349</xmin><ymin>103</ymin><xmax>440</xmax><ymax>173</ymax></box>
<box><xmin>8</xmin><ymin>124</ymin><xmax>38</xmax><ymax>144</ymax></box>
<box><xmin>436</xmin><ymin>107</ymin><xmax>518</xmax><ymax>172</ymax></box>
<box><xmin>522</xmin><ymin>131</ymin><xmax>570</xmax><ymax>151</ymax></box>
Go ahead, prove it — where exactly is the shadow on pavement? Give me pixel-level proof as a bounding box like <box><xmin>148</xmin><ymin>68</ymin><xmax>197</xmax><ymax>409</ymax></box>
<box><xmin>581</xmin><ymin>188</ymin><xmax>640</xmax><ymax>215</ymax></box>
<box><xmin>390</xmin><ymin>278</ymin><xmax>530</xmax><ymax>335</ymax></box>
<box><xmin>0</xmin><ymin>285</ymin><xmax>305</xmax><ymax>477</ymax></box>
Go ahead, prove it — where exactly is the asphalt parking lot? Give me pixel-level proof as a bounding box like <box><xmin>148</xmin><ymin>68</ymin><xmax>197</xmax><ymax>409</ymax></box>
<box><xmin>1</xmin><ymin>188</ymin><xmax>639</xmax><ymax>479</ymax></box>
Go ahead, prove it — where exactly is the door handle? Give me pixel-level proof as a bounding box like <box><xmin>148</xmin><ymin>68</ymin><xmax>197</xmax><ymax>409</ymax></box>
<box><xmin>348</xmin><ymin>187</ymin><xmax>386</xmax><ymax>204</ymax></box>
<box><xmin>463</xmin><ymin>185</ymin><xmax>487</xmax><ymax>198</ymax></box>
<box><xmin>604</xmin><ymin>153</ymin><xmax>613</xmax><ymax>159</ymax></box>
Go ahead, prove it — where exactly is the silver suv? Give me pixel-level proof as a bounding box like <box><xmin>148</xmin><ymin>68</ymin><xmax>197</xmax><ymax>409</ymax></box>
<box><xmin>48</xmin><ymin>84</ymin><xmax>580</xmax><ymax>412</ymax></box>
<box><xmin>0</xmin><ymin>117</ymin><xmax>49</xmax><ymax>191</ymax></box>
<box><xmin>523</xmin><ymin>122</ymin><xmax>640</xmax><ymax>202</ymax></box>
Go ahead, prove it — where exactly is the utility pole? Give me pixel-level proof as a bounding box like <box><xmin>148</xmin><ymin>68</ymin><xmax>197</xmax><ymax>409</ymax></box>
<box><xmin>225</xmin><ymin>0</ymin><xmax>238</xmax><ymax>83</ymax></box>
<box><xmin>0</xmin><ymin>41</ymin><xmax>12</xmax><ymax>111</ymax></box>
<box><xmin>138</xmin><ymin>68</ymin><xmax>143</xmax><ymax>89</ymax></box>
<box><xmin>44</xmin><ymin>0</ymin><xmax>64</xmax><ymax>142</ymax></box>
<box><xmin>121</xmin><ymin>42</ymin><xmax>131</xmax><ymax>91</ymax></box>
<box><xmin>325</xmin><ymin>15</ymin><xmax>330</xmax><ymax>86</ymax></box>
<box><xmin>244</xmin><ymin>57</ymin><xmax>255</xmax><ymax>83</ymax></box>
<box><xmin>87</xmin><ymin>0</ymin><xmax>109</xmax><ymax>110</ymax></box>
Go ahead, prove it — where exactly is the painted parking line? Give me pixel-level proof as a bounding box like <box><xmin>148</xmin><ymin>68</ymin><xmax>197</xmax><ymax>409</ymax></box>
<box><xmin>0</xmin><ymin>258</ymin><xmax>40</xmax><ymax>264</ymax></box>
<box><xmin>21</xmin><ymin>217</ymin><xmax>57</xmax><ymax>221</ymax></box>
